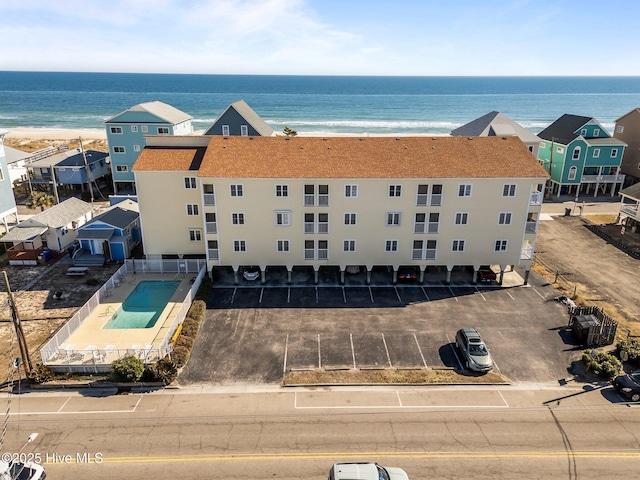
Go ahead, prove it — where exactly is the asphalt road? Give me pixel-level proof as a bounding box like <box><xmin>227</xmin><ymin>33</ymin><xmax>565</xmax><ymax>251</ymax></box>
<box><xmin>2</xmin><ymin>386</ymin><xmax>638</xmax><ymax>480</ymax></box>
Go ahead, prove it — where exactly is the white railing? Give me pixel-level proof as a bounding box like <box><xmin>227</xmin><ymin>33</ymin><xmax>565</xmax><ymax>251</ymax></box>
<box><xmin>620</xmin><ymin>204</ymin><xmax>639</xmax><ymax>218</ymax></box>
<box><xmin>521</xmin><ymin>246</ymin><xmax>534</xmax><ymax>260</ymax></box>
<box><xmin>530</xmin><ymin>192</ymin><xmax>542</xmax><ymax>205</ymax></box>
<box><xmin>525</xmin><ymin>221</ymin><xmax>537</xmax><ymax>233</ymax></box>
<box><xmin>124</xmin><ymin>258</ymin><xmax>207</xmax><ymax>274</ymax></box>
<box><xmin>581</xmin><ymin>174</ymin><xmax>625</xmax><ymax>183</ymax></box>
<box><xmin>208</xmin><ymin>248</ymin><xmax>219</xmax><ymax>260</ymax></box>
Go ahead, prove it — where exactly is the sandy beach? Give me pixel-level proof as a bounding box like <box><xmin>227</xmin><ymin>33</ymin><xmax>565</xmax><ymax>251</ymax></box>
<box><xmin>4</xmin><ymin>127</ymin><xmax>107</xmax><ymax>140</ymax></box>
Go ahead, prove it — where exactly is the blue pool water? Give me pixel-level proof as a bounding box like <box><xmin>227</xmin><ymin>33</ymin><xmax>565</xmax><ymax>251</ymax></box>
<box><xmin>103</xmin><ymin>280</ymin><xmax>181</xmax><ymax>329</ymax></box>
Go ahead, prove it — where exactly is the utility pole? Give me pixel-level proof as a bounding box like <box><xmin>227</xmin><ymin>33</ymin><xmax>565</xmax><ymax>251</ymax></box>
<box><xmin>50</xmin><ymin>165</ymin><xmax>60</xmax><ymax>205</ymax></box>
<box><xmin>3</xmin><ymin>271</ymin><xmax>32</xmax><ymax>377</ymax></box>
<box><xmin>79</xmin><ymin>137</ymin><xmax>95</xmax><ymax>204</ymax></box>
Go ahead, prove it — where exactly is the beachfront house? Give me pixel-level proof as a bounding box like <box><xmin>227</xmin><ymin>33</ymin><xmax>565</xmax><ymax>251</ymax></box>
<box><xmin>618</xmin><ymin>183</ymin><xmax>640</xmax><ymax>230</ymax></box>
<box><xmin>451</xmin><ymin>111</ymin><xmax>541</xmax><ymax>157</ymax></box>
<box><xmin>105</xmin><ymin>101</ymin><xmax>193</xmax><ymax>195</ymax></box>
<box><xmin>4</xmin><ymin>145</ymin><xmax>30</xmax><ymax>186</ymax></box>
<box><xmin>133</xmin><ymin>135</ymin><xmax>548</xmax><ymax>285</ymax></box>
<box><xmin>0</xmin><ymin>130</ymin><xmax>19</xmax><ymax>233</ymax></box>
<box><xmin>203</xmin><ymin>99</ymin><xmax>275</xmax><ymax>137</ymax></box>
<box><xmin>536</xmin><ymin>114</ymin><xmax>626</xmax><ymax>198</ymax></box>
<box><xmin>27</xmin><ymin>148</ymin><xmax>110</xmax><ymax>202</ymax></box>
<box><xmin>0</xmin><ymin>197</ymin><xmax>93</xmax><ymax>265</ymax></box>
<box><xmin>613</xmin><ymin>108</ymin><xmax>640</xmax><ymax>185</ymax></box>
<box><xmin>74</xmin><ymin>199</ymin><xmax>140</xmax><ymax>265</ymax></box>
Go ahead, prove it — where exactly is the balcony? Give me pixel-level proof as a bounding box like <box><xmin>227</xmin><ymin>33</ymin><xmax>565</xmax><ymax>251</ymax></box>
<box><xmin>520</xmin><ymin>246</ymin><xmax>534</xmax><ymax>260</ymax></box>
<box><xmin>205</xmin><ymin>222</ymin><xmax>217</xmax><ymax>234</ymax></box>
<box><xmin>525</xmin><ymin>221</ymin><xmax>537</xmax><ymax>234</ymax></box>
<box><xmin>203</xmin><ymin>194</ymin><xmax>215</xmax><ymax>206</ymax></box>
<box><xmin>581</xmin><ymin>173</ymin><xmax>625</xmax><ymax>183</ymax></box>
<box><xmin>529</xmin><ymin>192</ymin><xmax>542</xmax><ymax>206</ymax></box>
<box><xmin>208</xmin><ymin>249</ymin><xmax>219</xmax><ymax>261</ymax></box>
<box><xmin>620</xmin><ymin>204</ymin><xmax>639</xmax><ymax>219</ymax></box>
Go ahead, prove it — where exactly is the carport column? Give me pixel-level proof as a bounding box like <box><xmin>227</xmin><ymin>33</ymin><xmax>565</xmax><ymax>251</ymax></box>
<box><xmin>499</xmin><ymin>265</ymin><xmax>506</xmax><ymax>285</ymax></box>
<box><xmin>260</xmin><ymin>266</ymin><xmax>266</xmax><ymax>284</ymax></box>
<box><xmin>287</xmin><ymin>266</ymin><xmax>292</xmax><ymax>285</ymax></box>
<box><xmin>392</xmin><ymin>266</ymin><xmax>398</xmax><ymax>285</ymax></box>
<box><xmin>366</xmin><ymin>265</ymin><xmax>372</xmax><ymax>285</ymax></box>
<box><xmin>339</xmin><ymin>266</ymin><xmax>345</xmax><ymax>285</ymax></box>
<box><xmin>419</xmin><ymin>265</ymin><xmax>426</xmax><ymax>284</ymax></box>
<box><xmin>232</xmin><ymin>266</ymin><xmax>239</xmax><ymax>285</ymax></box>
<box><xmin>313</xmin><ymin>265</ymin><xmax>319</xmax><ymax>285</ymax></box>
<box><xmin>445</xmin><ymin>265</ymin><xmax>453</xmax><ymax>285</ymax></box>
<box><xmin>523</xmin><ymin>268</ymin><xmax>530</xmax><ymax>285</ymax></box>
<box><xmin>472</xmin><ymin>265</ymin><xmax>479</xmax><ymax>285</ymax></box>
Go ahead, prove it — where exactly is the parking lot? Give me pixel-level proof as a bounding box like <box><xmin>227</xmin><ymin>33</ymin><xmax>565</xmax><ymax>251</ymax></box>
<box><xmin>181</xmin><ymin>269</ymin><xmax>579</xmax><ymax>385</ymax></box>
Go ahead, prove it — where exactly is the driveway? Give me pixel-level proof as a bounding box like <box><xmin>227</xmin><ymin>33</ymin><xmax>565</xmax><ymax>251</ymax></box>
<box><xmin>181</xmin><ymin>272</ymin><xmax>576</xmax><ymax>385</ymax></box>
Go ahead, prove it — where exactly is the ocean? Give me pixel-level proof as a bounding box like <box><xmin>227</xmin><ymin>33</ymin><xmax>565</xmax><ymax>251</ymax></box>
<box><xmin>1</xmin><ymin>72</ymin><xmax>640</xmax><ymax>136</ymax></box>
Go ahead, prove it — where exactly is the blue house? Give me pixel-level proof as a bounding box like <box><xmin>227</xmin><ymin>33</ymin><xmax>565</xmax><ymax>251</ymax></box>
<box><xmin>537</xmin><ymin>114</ymin><xmax>627</xmax><ymax>198</ymax></box>
<box><xmin>203</xmin><ymin>99</ymin><xmax>274</xmax><ymax>136</ymax></box>
<box><xmin>0</xmin><ymin>129</ymin><xmax>19</xmax><ymax>233</ymax></box>
<box><xmin>105</xmin><ymin>101</ymin><xmax>193</xmax><ymax>194</ymax></box>
<box><xmin>75</xmin><ymin>199</ymin><xmax>140</xmax><ymax>265</ymax></box>
<box><xmin>28</xmin><ymin>148</ymin><xmax>110</xmax><ymax>201</ymax></box>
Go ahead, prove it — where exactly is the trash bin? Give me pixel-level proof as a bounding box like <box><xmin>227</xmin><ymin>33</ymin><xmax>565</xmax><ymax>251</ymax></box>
<box><xmin>37</xmin><ymin>253</ymin><xmax>47</xmax><ymax>265</ymax></box>
<box><xmin>564</xmin><ymin>208</ymin><xmax>571</xmax><ymax>216</ymax></box>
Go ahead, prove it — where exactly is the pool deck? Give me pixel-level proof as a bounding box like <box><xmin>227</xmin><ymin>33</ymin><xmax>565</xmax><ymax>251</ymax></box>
<box><xmin>47</xmin><ymin>273</ymin><xmax>192</xmax><ymax>367</ymax></box>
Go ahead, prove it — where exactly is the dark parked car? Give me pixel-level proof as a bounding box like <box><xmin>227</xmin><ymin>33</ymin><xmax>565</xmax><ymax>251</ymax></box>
<box><xmin>397</xmin><ymin>267</ymin><xmax>418</xmax><ymax>281</ymax></box>
<box><xmin>477</xmin><ymin>265</ymin><xmax>497</xmax><ymax>283</ymax></box>
<box><xmin>613</xmin><ymin>370</ymin><xmax>640</xmax><ymax>402</ymax></box>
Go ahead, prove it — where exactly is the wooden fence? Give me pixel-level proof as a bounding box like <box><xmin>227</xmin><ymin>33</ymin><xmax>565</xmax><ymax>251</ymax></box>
<box><xmin>568</xmin><ymin>305</ymin><xmax>618</xmax><ymax>346</ymax></box>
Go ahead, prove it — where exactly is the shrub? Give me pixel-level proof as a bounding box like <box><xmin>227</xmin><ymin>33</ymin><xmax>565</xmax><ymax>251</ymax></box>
<box><xmin>29</xmin><ymin>363</ymin><xmax>54</xmax><ymax>384</ymax></box>
<box><xmin>582</xmin><ymin>349</ymin><xmax>622</xmax><ymax>379</ymax></box>
<box><xmin>109</xmin><ymin>355</ymin><xmax>145</xmax><ymax>383</ymax></box>
<box><xmin>153</xmin><ymin>357</ymin><xmax>178</xmax><ymax>385</ymax></box>
<box><xmin>174</xmin><ymin>334</ymin><xmax>194</xmax><ymax>350</ymax></box>
<box><xmin>186</xmin><ymin>300</ymin><xmax>206</xmax><ymax>320</ymax></box>
<box><xmin>617</xmin><ymin>339</ymin><xmax>640</xmax><ymax>365</ymax></box>
<box><xmin>171</xmin><ymin>345</ymin><xmax>191</xmax><ymax>369</ymax></box>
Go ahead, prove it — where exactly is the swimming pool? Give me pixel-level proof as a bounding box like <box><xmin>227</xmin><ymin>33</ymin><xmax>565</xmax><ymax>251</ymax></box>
<box><xmin>103</xmin><ymin>280</ymin><xmax>181</xmax><ymax>329</ymax></box>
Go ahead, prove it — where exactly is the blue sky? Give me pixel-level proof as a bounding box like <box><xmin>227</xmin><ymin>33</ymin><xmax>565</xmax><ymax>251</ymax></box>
<box><xmin>1</xmin><ymin>0</ymin><xmax>639</xmax><ymax>75</ymax></box>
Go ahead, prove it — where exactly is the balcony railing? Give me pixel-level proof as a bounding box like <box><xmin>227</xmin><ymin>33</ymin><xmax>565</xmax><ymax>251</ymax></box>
<box><xmin>620</xmin><ymin>204</ymin><xmax>639</xmax><ymax>218</ymax></box>
<box><xmin>525</xmin><ymin>221</ymin><xmax>537</xmax><ymax>234</ymax></box>
<box><xmin>581</xmin><ymin>174</ymin><xmax>625</xmax><ymax>183</ymax></box>
<box><xmin>521</xmin><ymin>246</ymin><xmax>534</xmax><ymax>260</ymax></box>
<box><xmin>208</xmin><ymin>249</ymin><xmax>219</xmax><ymax>260</ymax></box>
<box><xmin>205</xmin><ymin>222</ymin><xmax>217</xmax><ymax>234</ymax></box>
<box><xmin>529</xmin><ymin>192</ymin><xmax>542</xmax><ymax>205</ymax></box>
<box><xmin>203</xmin><ymin>194</ymin><xmax>215</xmax><ymax>206</ymax></box>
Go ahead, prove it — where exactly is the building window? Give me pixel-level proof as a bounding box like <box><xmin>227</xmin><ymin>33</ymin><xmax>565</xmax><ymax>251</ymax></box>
<box><xmin>431</xmin><ymin>184</ymin><xmax>443</xmax><ymax>206</ymax></box>
<box><xmin>318</xmin><ymin>185</ymin><xmax>329</xmax><ymax>205</ymax></box>
<box><xmin>304</xmin><ymin>184</ymin><xmax>315</xmax><ymax>206</ymax></box>
<box><xmin>344</xmin><ymin>213</ymin><xmax>357</xmax><ymax>225</ymax></box>
<box><xmin>230</xmin><ymin>184</ymin><xmax>243</xmax><ymax>197</ymax></box>
<box><xmin>611</xmin><ymin>148</ymin><xmax>618</xmax><ymax>158</ymax></box>
<box><xmin>233</xmin><ymin>240</ymin><xmax>246</xmax><ymax>252</ymax></box>
<box><xmin>617</xmin><ymin>125</ymin><xmax>624</xmax><ymax>133</ymax></box>
<box><xmin>458</xmin><ymin>184</ymin><xmax>472</xmax><ymax>197</ymax></box>
<box><xmin>556</xmin><ymin>146</ymin><xmax>564</xmax><ymax>153</ymax></box>
<box><xmin>414</xmin><ymin>213</ymin><xmax>426</xmax><ymax>233</ymax></box>
<box><xmin>131</xmin><ymin>125</ymin><xmax>138</xmax><ymax>133</ymax></box>
<box><xmin>580</xmin><ymin>129</ymin><xmax>587</xmax><ymax>136</ymax></box>
<box><xmin>277</xmin><ymin>240</ymin><xmax>290</xmax><ymax>252</ymax></box>
<box><xmin>276</xmin><ymin>184</ymin><xmax>288</xmax><ymax>197</ymax></box>
<box><xmin>412</xmin><ymin>240</ymin><xmax>423</xmax><ymax>260</ymax></box>
<box><xmin>417</xmin><ymin>184</ymin><xmax>428</xmax><ymax>205</ymax></box>
<box><xmin>318</xmin><ymin>213</ymin><xmax>329</xmax><ymax>233</ymax></box>
<box><xmin>502</xmin><ymin>184</ymin><xmax>517</xmax><ymax>197</ymax></box>
<box><xmin>241</xmin><ymin>125</ymin><xmax>248</xmax><ymax>136</ymax></box>
<box><xmin>452</xmin><ymin>239</ymin><xmax>465</xmax><ymax>252</ymax></box>
<box><xmin>158</xmin><ymin>127</ymin><xmax>169</xmax><ymax>134</ymax></box>
<box><xmin>186</xmin><ymin>204</ymin><xmax>199</xmax><ymax>216</ymax></box>
<box><xmin>141</xmin><ymin>126</ymin><xmax>148</xmax><ymax>133</ymax></box>
<box><xmin>232</xmin><ymin>213</ymin><xmax>245</xmax><ymax>225</ymax></box>
<box><xmin>455</xmin><ymin>212</ymin><xmax>468</xmax><ymax>225</ymax></box>
<box><xmin>568</xmin><ymin>166</ymin><xmax>577</xmax><ymax>180</ymax></box>
<box><xmin>343</xmin><ymin>240</ymin><xmax>356</xmax><ymax>252</ymax></box>
<box><xmin>345</xmin><ymin>184</ymin><xmax>358</xmax><ymax>197</ymax></box>
<box><xmin>572</xmin><ymin>147</ymin><xmax>581</xmax><ymax>160</ymax></box>
<box><xmin>498</xmin><ymin>212</ymin><xmax>512</xmax><ymax>225</ymax></box>
<box><xmin>528</xmin><ymin>145</ymin><xmax>534</xmax><ymax>152</ymax></box>
<box><xmin>208</xmin><ymin>240</ymin><xmax>219</xmax><ymax>260</ymax></box>
<box><xmin>133</xmin><ymin>145</ymin><xmax>141</xmax><ymax>152</ymax></box>
<box><xmin>495</xmin><ymin>240</ymin><xmax>508</xmax><ymax>252</ymax></box>
<box><xmin>593</xmin><ymin>128</ymin><xmax>600</xmax><ymax>137</ymax></box>
<box><xmin>387</xmin><ymin>212</ymin><xmax>401</xmax><ymax>226</ymax></box>
<box><xmin>593</xmin><ymin>148</ymin><xmax>600</xmax><ymax>158</ymax></box>
<box><xmin>385</xmin><ymin>240</ymin><xmax>398</xmax><ymax>252</ymax></box>
<box><xmin>427</xmin><ymin>212</ymin><xmax>439</xmax><ymax>233</ymax></box>
<box><xmin>189</xmin><ymin>229</ymin><xmax>202</xmax><ymax>242</ymax></box>
<box><xmin>222</xmin><ymin>125</ymin><xmax>230</xmax><ymax>136</ymax></box>
<box><xmin>275</xmin><ymin>210</ymin><xmax>291</xmax><ymax>226</ymax></box>
<box><xmin>113</xmin><ymin>146</ymin><xmax>125</xmax><ymax>153</ymax></box>
<box><xmin>110</xmin><ymin>126</ymin><xmax>123</xmax><ymax>134</ymax></box>
<box><xmin>116</xmin><ymin>165</ymin><xmax>128</xmax><ymax>172</ymax></box>
<box><xmin>184</xmin><ymin>177</ymin><xmax>197</xmax><ymax>189</ymax></box>
<box><xmin>389</xmin><ymin>184</ymin><xmax>402</xmax><ymax>197</ymax></box>
<box><xmin>304</xmin><ymin>213</ymin><xmax>315</xmax><ymax>233</ymax></box>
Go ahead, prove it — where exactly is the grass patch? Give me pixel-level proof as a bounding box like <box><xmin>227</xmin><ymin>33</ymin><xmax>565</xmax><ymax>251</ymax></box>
<box><xmin>282</xmin><ymin>368</ymin><xmax>509</xmax><ymax>386</ymax></box>
<box><xmin>583</xmin><ymin>214</ymin><xmax>618</xmax><ymax>225</ymax></box>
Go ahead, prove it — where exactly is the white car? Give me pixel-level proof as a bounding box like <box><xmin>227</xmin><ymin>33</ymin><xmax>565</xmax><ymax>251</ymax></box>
<box><xmin>0</xmin><ymin>460</ymin><xmax>47</xmax><ymax>480</ymax></box>
<box><xmin>242</xmin><ymin>266</ymin><xmax>260</xmax><ymax>281</ymax></box>
<box><xmin>328</xmin><ymin>462</ymin><xmax>409</xmax><ymax>480</ymax></box>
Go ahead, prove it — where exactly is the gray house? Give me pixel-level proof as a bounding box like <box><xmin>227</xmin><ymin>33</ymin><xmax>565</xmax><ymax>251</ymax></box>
<box><xmin>451</xmin><ymin>111</ymin><xmax>541</xmax><ymax>157</ymax></box>
<box><xmin>203</xmin><ymin>100</ymin><xmax>274</xmax><ymax>137</ymax></box>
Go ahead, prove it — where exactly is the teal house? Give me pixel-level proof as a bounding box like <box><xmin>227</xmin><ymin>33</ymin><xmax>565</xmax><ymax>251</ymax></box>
<box><xmin>537</xmin><ymin>114</ymin><xmax>626</xmax><ymax>198</ymax></box>
<box><xmin>105</xmin><ymin>101</ymin><xmax>193</xmax><ymax>194</ymax></box>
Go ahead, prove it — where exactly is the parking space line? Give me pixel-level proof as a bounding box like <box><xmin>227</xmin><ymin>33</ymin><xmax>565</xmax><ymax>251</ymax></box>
<box><xmin>369</xmin><ymin>286</ymin><xmax>374</xmax><ymax>303</ymax></box>
<box><xmin>230</xmin><ymin>287</ymin><xmax>237</xmax><ymax>304</ymax></box>
<box><xmin>394</xmin><ymin>286</ymin><xmax>402</xmax><ymax>303</ymax></box>
<box><xmin>317</xmin><ymin>334</ymin><xmax>321</xmax><ymax>368</ymax></box>
<box><xmin>283</xmin><ymin>334</ymin><xmax>289</xmax><ymax>374</ymax></box>
<box><xmin>259</xmin><ymin>287</ymin><xmax>264</xmax><ymax>304</ymax></box>
<box><xmin>505</xmin><ymin>289</ymin><xmax>514</xmax><ymax>300</ymax></box>
<box><xmin>446</xmin><ymin>332</ymin><xmax>464</xmax><ymax>369</ymax></box>
<box><xmin>474</xmin><ymin>286</ymin><xmax>487</xmax><ymax>301</ymax></box>
<box><xmin>342</xmin><ymin>286</ymin><xmax>347</xmax><ymax>303</ymax></box>
<box><xmin>315</xmin><ymin>287</ymin><xmax>319</xmax><ymax>303</ymax></box>
<box><xmin>421</xmin><ymin>287</ymin><xmax>430</xmax><ymax>301</ymax></box>
<box><xmin>381</xmin><ymin>333</ymin><xmax>392</xmax><ymax>367</ymax></box>
<box><xmin>448</xmin><ymin>286</ymin><xmax>458</xmax><ymax>301</ymax></box>
<box><xmin>287</xmin><ymin>287</ymin><xmax>291</xmax><ymax>303</ymax></box>
<box><xmin>350</xmin><ymin>333</ymin><xmax>356</xmax><ymax>368</ymax></box>
<box><xmin>531</xmin><ymin>286</ymin><xmax>546</xmax><ymax>299</ymax></box>
<box><xmin>413</xmin><ymin>333</ymin><xmax>428</xmax><ymax>368</ymax></box>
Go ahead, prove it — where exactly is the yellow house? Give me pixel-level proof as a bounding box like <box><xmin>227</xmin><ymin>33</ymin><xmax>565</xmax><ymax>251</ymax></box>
<box><xmin>133</xmin><ymin>135</ymin><xmax>548</xmax><ymax>284</ymax></box>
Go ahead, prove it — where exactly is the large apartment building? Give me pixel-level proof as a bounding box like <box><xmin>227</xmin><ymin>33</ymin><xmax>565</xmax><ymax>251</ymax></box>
<box><xmin>133</xmin><ymin>135</ymin><xmax>548</xmax><ymax>284</ymax></box>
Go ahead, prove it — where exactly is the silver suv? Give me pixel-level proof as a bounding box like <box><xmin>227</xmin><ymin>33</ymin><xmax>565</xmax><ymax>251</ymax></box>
<box><xmin>455</xmin><ymin>327</ymin><xmax>493</xmax><ymax>372</ymax></box>
<box><xmin>328</xmin><ymin>462</ymin><xmax>409</xmax><ymax>480</ymax></box>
